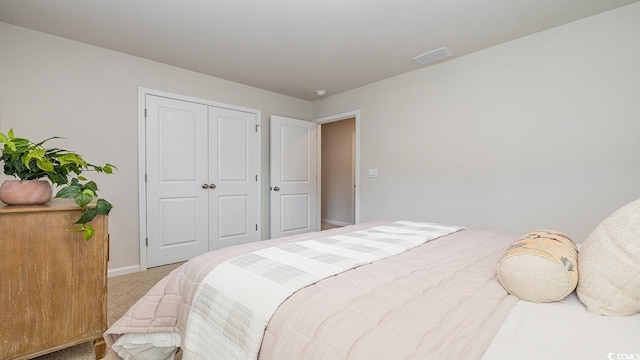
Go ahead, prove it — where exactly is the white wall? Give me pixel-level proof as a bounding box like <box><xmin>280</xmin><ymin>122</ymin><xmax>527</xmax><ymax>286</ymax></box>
<box><xmin>321</xmin><ymin>118</ymin><xmax>355</xmax><ymax>225</ymax></box>
<box><xmin>312</xmin><ymin>3</ymin><xmax>640</xmax><ymax>242</ymax></box>
<box><xmin>0</xmin><ymin>22</ymin><xmax>311</xmax><ymax>272</ymax></box>
<box><xmin>2</xmin><ymin>2</ymin><xmax>639</xmax><ymax>273</ymax></box>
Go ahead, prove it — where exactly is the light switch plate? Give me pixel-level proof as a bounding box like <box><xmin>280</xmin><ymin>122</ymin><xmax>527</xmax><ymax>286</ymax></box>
<box><xmin>368</xmin><ymin>168</ymin><xmax>378</xmax><ymax>178</ymax></box>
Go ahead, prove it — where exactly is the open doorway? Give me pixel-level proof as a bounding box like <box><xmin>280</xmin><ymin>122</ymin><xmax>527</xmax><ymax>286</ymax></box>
<box><xmin>320</xmin><ymin>117</ymin><xmax>356</xmax><ymax>230</ymax></box>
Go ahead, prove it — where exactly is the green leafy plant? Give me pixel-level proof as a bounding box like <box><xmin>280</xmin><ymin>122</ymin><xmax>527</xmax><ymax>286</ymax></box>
<box><xmin>0</xmin><ymin>128</ymin><xmax>115</xmax><ymax>239</ymax></box>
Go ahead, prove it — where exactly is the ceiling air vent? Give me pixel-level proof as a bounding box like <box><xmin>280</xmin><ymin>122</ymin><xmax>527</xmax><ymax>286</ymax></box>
<box><xmin>412</xmin><ymin>47</ymin><xmax>453</xmax><ymax>65</ymax></box>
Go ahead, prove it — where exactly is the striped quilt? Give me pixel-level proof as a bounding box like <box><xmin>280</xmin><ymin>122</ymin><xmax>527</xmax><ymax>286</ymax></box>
<box><xmin>182</xmin><ymin>221</ymin><xmax>463</xmax><ymax>360</ymax></box>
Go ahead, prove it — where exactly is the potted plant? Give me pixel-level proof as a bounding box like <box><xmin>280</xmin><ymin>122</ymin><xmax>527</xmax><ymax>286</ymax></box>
<box><xmin>0</xmin><ymin>128</ymin><xmax>115</xmax><ymax>239</ymax></box>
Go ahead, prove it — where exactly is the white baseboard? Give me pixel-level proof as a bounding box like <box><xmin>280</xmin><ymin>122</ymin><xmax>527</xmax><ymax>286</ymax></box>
<box><xmin>321</xmin><ymin>219</ymin><xmax>352</xmax><ymax>227</ymax></box>
<box><xmin>108</xmin><ymin>264</ymin><xmax>141</xmax><ymax>278</ymax></box>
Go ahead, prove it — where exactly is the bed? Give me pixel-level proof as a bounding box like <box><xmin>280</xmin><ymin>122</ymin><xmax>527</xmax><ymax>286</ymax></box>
<box><xmin>104</xmin><ymin>216</ymin><xmax>640</xmax><ymax>360</ymax></box>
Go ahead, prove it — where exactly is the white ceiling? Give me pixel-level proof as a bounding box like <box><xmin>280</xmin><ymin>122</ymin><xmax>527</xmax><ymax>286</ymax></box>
<box><xmin>1</xmin><ymin>0</ymin><xmax>638</xmax><ymax>100</ymax></box>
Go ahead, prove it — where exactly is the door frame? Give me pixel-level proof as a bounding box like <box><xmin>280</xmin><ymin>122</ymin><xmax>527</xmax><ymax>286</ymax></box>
<box><xmin>137</xmin><ymin>87</ymin><xmax>262</xmax><ymax>271</ymax></box>
<box><xmin>314</xmin><ymin>110</ymin><xmax>361</xmax><ymax>230</ymax></box>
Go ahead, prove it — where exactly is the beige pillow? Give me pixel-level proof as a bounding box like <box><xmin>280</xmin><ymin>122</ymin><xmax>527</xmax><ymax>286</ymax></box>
<box><xmin>577</xmin><ymin>199</ymin><xmax>640</xmax><ymax>316</ymax></box>
<box><xmin>497</xmin><ymin>230</ymin><xmax>578</xmax><ymax>302</ymax></box>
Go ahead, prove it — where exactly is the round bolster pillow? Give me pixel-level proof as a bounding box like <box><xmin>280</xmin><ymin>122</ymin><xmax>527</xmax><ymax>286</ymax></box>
<box><xmin>497</xmin><ymin>230</ymin><xmax>578</xmax><ymax>303</ymax></box>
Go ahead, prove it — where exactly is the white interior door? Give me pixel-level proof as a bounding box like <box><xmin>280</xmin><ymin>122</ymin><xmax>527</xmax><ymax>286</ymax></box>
<box><xmin>209</xmin><ymin>107</ymin><xmax>258</xmax><ymax>250</ymax></box>
<box><xmin>270</xmin><ymin>115</ymin><xmax>318</xmax><ymax>238</ymax></box>
<box><xmin>146</xmin><ymin>95</ymin><xmax>209</xmax><ymax>267</ymax></box>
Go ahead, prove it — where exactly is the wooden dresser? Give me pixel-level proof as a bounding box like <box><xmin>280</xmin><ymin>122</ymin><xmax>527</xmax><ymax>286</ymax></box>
<box><xmin>0</xmin><ymin>199</ymin><xmax>109</xmax><ymax>359</ymax></box>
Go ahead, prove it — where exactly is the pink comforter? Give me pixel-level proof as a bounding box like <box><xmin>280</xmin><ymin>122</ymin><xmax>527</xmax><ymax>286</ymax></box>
<box><xmin>105</xmin><ymin>223</ymin><xmax>518</xmax><ymax>359</ymax></box>
<box><xmin>104</xmin><ymin>223</ymin><xmax>389</xmax><ymax>349</ymax></box>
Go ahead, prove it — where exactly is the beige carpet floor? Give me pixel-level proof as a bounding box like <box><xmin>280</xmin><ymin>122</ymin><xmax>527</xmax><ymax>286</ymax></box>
<box><xmin>34</xmin><ymin>262</ymin><xmax>185</xmax><ymax>360</ymax></box>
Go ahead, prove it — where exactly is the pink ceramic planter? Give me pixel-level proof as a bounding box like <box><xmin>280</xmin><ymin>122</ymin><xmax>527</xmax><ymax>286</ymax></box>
<box><xmin>0</xmin><ymin>180</ymin><xmax>53</xmax><ymax>205</ymax></box>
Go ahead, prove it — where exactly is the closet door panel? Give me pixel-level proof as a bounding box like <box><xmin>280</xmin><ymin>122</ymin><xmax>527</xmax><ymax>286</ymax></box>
<box><xmin>208</xmin><ymin>107</ymin><xmax>258</xmax><ymax>250</ymax></box>
<box><xmin>145</xmin><ymin>95</ymin><xmax>209</xmax><ymax>267</ymax></box>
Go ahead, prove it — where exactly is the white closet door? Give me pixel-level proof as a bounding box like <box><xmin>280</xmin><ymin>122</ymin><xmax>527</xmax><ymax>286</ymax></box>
<box><xmin>146</xmin><ymin>95</ymin><xmax>209</xmax><ymax>267</ymax></box>
<box><xmin>270</xmin><ymin>115</ymin><xmax>318</xmax><ymax>239</ymax></box>
<box><xmin>146</xmin><ymin>95</ymin><xmax>260</xmax><ymax>267</ymax></box>
<box><xmin>208</xmin><ymin>107</ymin><xmax>258</xmax><ymax>250</ymax></box>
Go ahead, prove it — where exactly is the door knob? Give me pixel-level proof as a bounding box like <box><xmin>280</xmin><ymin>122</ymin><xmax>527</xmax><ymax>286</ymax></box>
<box><xmin>209</xmin><ymin>183</ymin><xmax>216</xmax><ymax>189</ymax></box>
<box><xmin>201</xmin><ymin>184</ymin><xmax>209</xmax><ymax>189</ymax></box>
<box><xmin>273</xmin><ymin>186</ymin><xmax>280</xmax><ymax>191</ymax></box>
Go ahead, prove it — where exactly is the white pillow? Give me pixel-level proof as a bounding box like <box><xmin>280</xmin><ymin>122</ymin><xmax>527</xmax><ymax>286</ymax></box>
<box><xmin>577</xmin><ymin>199</ymin><xmax>640</xmax><ymax>316</ymax></box>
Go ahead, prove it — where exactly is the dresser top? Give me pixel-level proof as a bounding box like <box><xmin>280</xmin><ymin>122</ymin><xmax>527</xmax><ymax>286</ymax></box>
<box><xmin>0</xmin><ymin>198</ymin><xmax>83</xmax><ymax>213</ymax></box>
